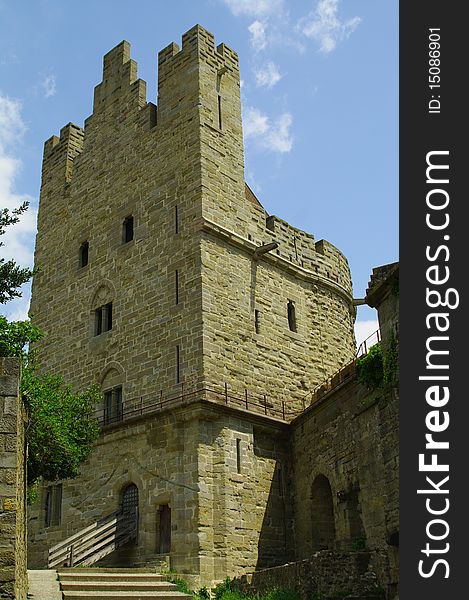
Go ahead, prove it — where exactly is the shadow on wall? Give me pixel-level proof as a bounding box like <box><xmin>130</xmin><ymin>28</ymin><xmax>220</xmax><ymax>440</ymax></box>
<box><xmin>254</xmin><ymin>429</ymin><xmax>293</xmax><ymax>570</ymax></box>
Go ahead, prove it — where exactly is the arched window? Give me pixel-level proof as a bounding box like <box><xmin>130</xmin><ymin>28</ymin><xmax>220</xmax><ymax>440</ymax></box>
<box><xmin>123</xmin><ymin>215</ymin><xmax>134</xmax><ymax>243</ymax></box>
<box><xmin>311</xmin><ymin>474</ymin><xmax>336</xmax><ymax>550</ymax></box>
<box><xmin>79</xmin><ymin>241</ymin><xmax>89</xmax><ymax>268</ymax></box>
<box><xmin>91</xmin><ymin>285</ymin><xmax>114</xmax><ymax>337</ymax></box>
<box><xmin>287</xmin><ymin>300</ymin><xmax>297</xmax><ymax>332</ymax></box>
<box><xmin>101</xmin><ymin>367</ymin><xmax>123</xmax><ymax>425</ymax></box>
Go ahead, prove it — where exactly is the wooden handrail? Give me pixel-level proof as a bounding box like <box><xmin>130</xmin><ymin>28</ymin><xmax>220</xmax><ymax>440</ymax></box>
<box><xmin>48</xmin><ymin>509</ymin><xmax>137</xmax><ymax>568</ymax></box>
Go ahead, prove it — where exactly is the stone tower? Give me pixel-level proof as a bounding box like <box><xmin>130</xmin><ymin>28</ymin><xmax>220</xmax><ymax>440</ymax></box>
<box><xmin>28</xmin><ymin>26</ymin><xmax>356</xmax><ymax>586</ymax></box>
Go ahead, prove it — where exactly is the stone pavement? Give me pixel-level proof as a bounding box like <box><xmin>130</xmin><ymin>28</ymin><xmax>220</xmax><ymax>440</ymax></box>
<box><xmin>28</xmin><ymin>570</ymin><xmax>62</xmax><ymax>599</ymax></box>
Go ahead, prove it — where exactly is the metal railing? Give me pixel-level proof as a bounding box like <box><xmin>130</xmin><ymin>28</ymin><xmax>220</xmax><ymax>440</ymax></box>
<box><xmin>94</xmin><ymin>382</ymin><xmax>302</xmax><ymax>428</ymax></box>
<box><xmin>298</xmin><ymin>329</ymin><xmax>382</xmax><ymax>412</ymax></box>
<box><xmin>356</xmin><ymin>328</ymin><xmax>381</xmax><ymax>358</ymax></box>
<box><xmin>48</xmin><ymin>508</ymin><xmax>138</xmax><ymax>568</ymax></box>
<box><xmin>95</xmin><ymin>332</ymin><xmax>382</xmax><ymax>430</ymax></box>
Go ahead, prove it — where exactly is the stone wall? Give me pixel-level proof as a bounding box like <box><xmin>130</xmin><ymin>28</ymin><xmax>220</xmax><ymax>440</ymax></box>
<box><xmin>28</xmin><ymin>23</ymin><xmax>369</xmax><ymax>589</ymax></box>
<box><xmin>201</xmin><ymin>234</ymin><xmax>355</xmax><ymax>413</ymax></box>
<box><xmin>0</xmin><ymin>357</ymin><xmax>27</xmax><ymax>600</ymax></box>
<box><xmin>31</xmin><ymin>24</ymin><xmax>355</xmax><ymax>421</ymax></box>
<box><xmin>233</xmin><ymin>551</ymin><xmax>385</xmax><ymax>599</ymax></box>
<box><xmin>291</xmin><ymin>380</ymin><xmax>398</xmax><ymax>594</ymax></box>
<box><xmin>28</xmin><ymin>399</ymin><xmax>290</xmax><ymax>588</ymax></box>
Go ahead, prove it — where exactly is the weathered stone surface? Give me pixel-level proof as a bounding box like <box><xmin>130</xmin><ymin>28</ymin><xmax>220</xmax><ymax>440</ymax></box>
<box><xmin>233</xmin><ymin>551</ymin><xmax>385</xmax><ymax>600</ymax></box>
<box><xmin>26</xmin><ymin>23</ymin><xmax>397</xmax><ymax>598</ymax></box>
<box><xmin>0</xmin><ymin>357</ymin><xmax>27</xmax><ymax>599</ymax></box>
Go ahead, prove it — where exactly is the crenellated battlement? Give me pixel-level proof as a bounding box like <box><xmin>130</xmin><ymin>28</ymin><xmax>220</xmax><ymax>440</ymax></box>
<box><xmin>158</xmin><ymin>24</ymin><xmax>238</xmax><ymax>71</ymax></box>
<box><xmin>92</xmin><ymin>40</ymin><xmax>147</xmax><ymax>115</ymax></box>
<box><xmin>42</xmin><ymin>122</ymin><xmax>84</xmax><ymax>184</ymax></box>
<box><xmin>38</xmin><ymin>24</ymin><xmax>352</xmax><ymax>301</ymax></box>
<box><xmin>41</xmin><ymin>25</ymin><xmax>241</xmax><ymax>190</ymax></box>
<box><xmin>30</xmin><ymin>25</ymin><xmax>360</xmax><ymax>586</ymax></box>
<box><xmin>265</xmin><ymin>214</ymin><xmax>352</xmax><ymax>292</ymax></box>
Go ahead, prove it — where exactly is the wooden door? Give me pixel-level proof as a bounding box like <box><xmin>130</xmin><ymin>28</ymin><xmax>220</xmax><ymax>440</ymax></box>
<box><xmin>159</xmin><ymin>505</ymin><xmax>171</xmax><ymax>554</ymax></box>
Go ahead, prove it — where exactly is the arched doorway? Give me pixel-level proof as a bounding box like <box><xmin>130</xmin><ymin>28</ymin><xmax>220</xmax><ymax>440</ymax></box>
<box><xmin>121</xmin><ymin>483</ymin><xmax>139</xmax><ymax>542</ymax></box>
<box><xmin>311</xmin><ymin>474</ymin><xmax>336</xmax><ymax>550</ymax></box>
<box><xmin>157</xmin><ymin>504</ymin><xmax>171</xmax><ymax>554</ymax></box>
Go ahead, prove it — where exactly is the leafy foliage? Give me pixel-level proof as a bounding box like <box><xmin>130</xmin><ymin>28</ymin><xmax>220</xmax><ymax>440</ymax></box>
<box><xmin>357</xmin><ymin>335</ymin><xmax>399</xmax><ymax>392</ymax></box>
<box><xmin>383</xmin><ymin>332</ymin><xmax>399</xmax><ymax>388</ymax></box>
<box><xmin>262</xmin><ymin>590</ymin><xmax>302</xmax><ymax>600</ymax></box>
<box><xmin>356</xmin><ymin>343</ymin><xmax>384</xmax><ymax>389</ymax></box>
<box><xmin>213</xmin><ymin>578</ymin><xmax>236</xmax><ymax>600</ymax></box>
<box><xmin>1</xmin><ymin>202</ymin><xmax>101</xmax><ymax>491</ymax></box>
<box><xmin>0</xmin><ymin>202</ymin><xmax>34</xmax><ymax>304</ymax></box>
<box><xmin>22</xmin><ymin>368</ymin><xmax>101</xmax><ymax>485</ymax></box>
<box><xmin>172</xmin><ymin>579</ymin><xmax>193</xmax><ymax>596</ymax></box>
<box><xmin>351</xmin><ymin>536</ymin><xmax>367</xmax><ymax>551</ymax></box>
<box><xmin>168</xmin><ymin>575</ymin><xmax>301</xmax><ymax>600</ymax></box>
<box><xmin>0</xmin><ymin>315</ymin><xmax>42</xmax><ymax>357</ymax></box>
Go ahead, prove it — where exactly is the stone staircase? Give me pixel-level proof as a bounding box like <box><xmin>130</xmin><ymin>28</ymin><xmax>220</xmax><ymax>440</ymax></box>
<box><xmin>56</xmin><ymin>568</ymin><xmax>192</xmax><ymax>600</ymax></box>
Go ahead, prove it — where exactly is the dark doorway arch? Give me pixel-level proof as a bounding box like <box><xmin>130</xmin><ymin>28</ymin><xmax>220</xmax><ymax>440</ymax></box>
<box><xmin>311</xmin><ymin>474</ymin><xmax>336</xmax><ymax>550</ymax></box>
<box><xmin>122</xmin><ymin>483</ymin><xmax>139</xmax><ymax>514</ymax></box>
<box><xmin>121</xmin><ymin>483</ymin><xmax>139</xmax><ymax>543</ymax></box>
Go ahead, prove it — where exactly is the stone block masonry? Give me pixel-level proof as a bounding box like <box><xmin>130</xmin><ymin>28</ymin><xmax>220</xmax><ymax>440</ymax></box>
<box><xmin>28</xmin><ymin>24</ymin><xmax>364</xmax><ymax>589</ymax></box>
<box><xmin>0</xmin><ymin>357</ymin><xmax>27</xmax><ymax>600</ymax></box>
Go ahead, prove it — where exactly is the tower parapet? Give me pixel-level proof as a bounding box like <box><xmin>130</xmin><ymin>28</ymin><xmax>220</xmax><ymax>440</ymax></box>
<box><xmin>42</xmin><ymin>123</ymin><xmax>84</xmax><ymax>185</ymax></box>
<box><xmin>29</xmin><ymin>25</ymin><xmax>358</xmax><ymax>585</ymax></box>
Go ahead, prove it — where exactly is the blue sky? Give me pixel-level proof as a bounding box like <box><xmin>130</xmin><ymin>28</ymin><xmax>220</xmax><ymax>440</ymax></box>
<box><xmin>0</xmin><ymin>0</ymin><xmax>398</xmax><ymax>345</ymax></box>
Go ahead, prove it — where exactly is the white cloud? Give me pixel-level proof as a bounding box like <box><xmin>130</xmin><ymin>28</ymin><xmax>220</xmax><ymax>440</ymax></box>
<box><xmin>0</xmin><ymin>94</ymin><xmax>37</xmax><ymax>319</ymax></box>
<box><xmin>354</xmin><ymin>319</ymin><xmax>380</xmax><ymax>351</ymax></box>
<box><xmin>248</xmin><ymin>20</ymin><xmax>268</xmax><ymax>51</ymax></box>
<box><xmin>244</xmin><ymin>107</ymin><xmax>269</xmax><ymax>138</ymax></box>
<box><xmin>298</xmin><ymin>0</ymin><xmax>362</xmax><ymax>54</ymax></box>
<box><xmin>254</xmin><ymin>61</ymin><xmax>283</xmax><ymax>88</ymax></box>
<box><xmin>0</xmin><ymin>95</ymin><xmax>26</xmax><ymax>145</ymax></box>
<box><xmin>222</xmin><ymin>0</ymin><xmax>283</xmax><ymax>18</ymax></box>
<box><xmin>243</xmin><ymin>106</ymin><xmax>293</xmax><ymax>153</ymax></box>
<box><xmin>266</xmin><ymin>112</ymin><xmax>293</xmax><ymax>152</ymax></box>
<box><xmin>41</xmin><ymin>74</ymin><xmax>57</xmax><ymax>98</ymax></box>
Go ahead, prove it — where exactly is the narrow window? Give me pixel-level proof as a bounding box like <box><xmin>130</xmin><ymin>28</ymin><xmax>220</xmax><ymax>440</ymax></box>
<box><xmin>53</xmin><ymin>484</ymin><xmax>63</xmax><ymax>526</ymax></box>
<box><xmin>216</xmin><ymin>74</ymin><xmax>222</xmax><ymax>130</ymax></box>
<box><xmin>104</xmin><ymin>390</ymin><xmax>112</xmax><ymax>423</ymax></box>
<box><xmin>236</xmin><ymin>439</ymin><xmax>241</xmax><ymax>473</ymax></box>
<box><xmin>255</xmin><ymin>309</ymin><xmax>260</xmax><ymax>334</ymax></box>
<box><xmin>123</xmin><ymin>215</ymin><xmax>134</xmax><ymax>243</ymax></box>
<box><xmin>45</xmin><ymin>487</ymin><xmax>53</xmax><ymax>527</ymax></box>
<box><xmin>45</xmin><ymin>484</ymin><xmax>62</xmax><ymax>527</ymax></box>
<box><xmin>104</xmin><ymin>302</ymin><xmax>112</xmax><ymax>331</ymax></box>
<box><xmin>104</xmin><ymin>386</ymin><xmax>123</xmax><ymax>424</ymax></box>
<box><xmin>95</xmin><ymin>302</ymin><xmax>113</xmax><ymax>336</ymax></box>
<box><xmin>176</xmin><ymin>345</ymin><xmax>180</xmax><ymax>383</ymax></box>
<box><xmin>79</xmin><ymin>241</ymin><xmax>89</xmax><ymax>268</ymax></box>
<box><xmin>175</xmin><ymin>270</ymin><xmax>179</xmax><ymax>305</ymax></box>
<box><xmin>175</xmin><ymin>205</ymin><xmax>179</xmax><ymax>234</ymax></box>
<box><xmin>287</xmin><ymin>300</ymin><xmax>297</xmax><ymax>332</ymax></box>
<box><xmin>217</xmin><ymin>95</ymin><xmax>223</xmax><ymax>129</ymax></box>
<box><xmin>95</xmin><ymin>307</ymin><xmax>103</xmax><ymax>336</ymax></box>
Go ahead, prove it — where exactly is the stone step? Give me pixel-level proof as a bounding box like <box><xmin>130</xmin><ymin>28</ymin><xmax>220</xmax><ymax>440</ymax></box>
<box><xmin>58</xmin><ymin>572</ymin><xmax>167</xmax><ymax>582</ymax></box>
<box><xmin>61</xmin><ymin>581</ymin><xmax>179</xmax><ymax>592</ymax></box>
<box><xmin>56</xmin><ymin>567</ymin><xmax>191</xmax><ymax>600</ymax></box>
<box><xmin>58</xmin><ymin>567</ymin><xmax>158</xmax><ymax>573</ymax></box>
<box><xmin>61</xmin><ymin>592</ymin><xmax>191</xmax><ymax>600</ymax></box>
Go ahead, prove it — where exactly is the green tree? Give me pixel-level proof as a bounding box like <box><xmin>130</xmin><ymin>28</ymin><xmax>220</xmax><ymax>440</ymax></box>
<box><xmin>0</xmin><ymin>202</ymin><xmax>34</xmax><ymax>304</ymax></box>
<box><xmin>22</xmin><ymin>369</ymin><xmax>100</xmax><ymax>485</ymax></box>
<box><xmin>1</xmin><ymin>203</ymin><xmax>100</xmax><ymax>490</ymax></box>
